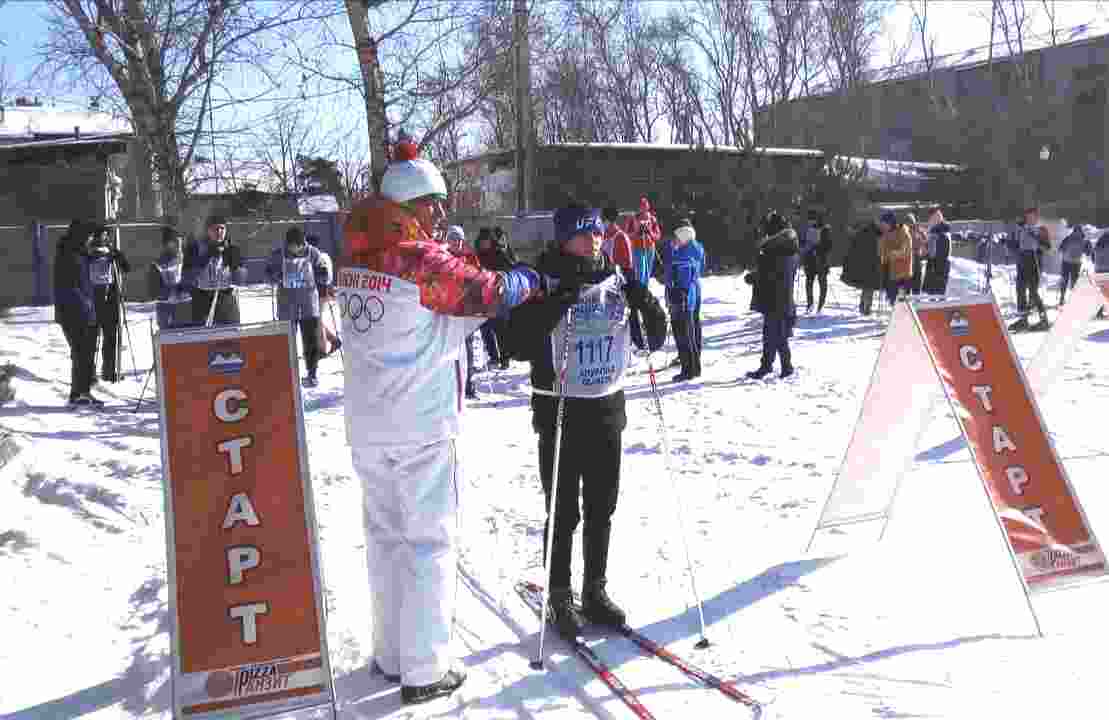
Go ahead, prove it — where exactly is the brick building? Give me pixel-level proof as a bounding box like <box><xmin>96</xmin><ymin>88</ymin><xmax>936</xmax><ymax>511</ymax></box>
<box><xmin>754</xmin><ymin>27</ymin><xmax>1109</xmax><ymax>223</ymax></box>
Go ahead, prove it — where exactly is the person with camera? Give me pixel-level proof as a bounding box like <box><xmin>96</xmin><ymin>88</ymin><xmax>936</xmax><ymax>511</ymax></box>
<box><xmin>500</xmin><ymin>201</ymin><xmax>668</xmax><ymax>640</ymax></box>
<box><xmin>744</xmin><ymin>212</ymin><xmax>800</xmax><ymax>380</ymax></box>
<box><xmin>86</xmin><ymin>224</ymin><xmax>131</xmax><ymax>383</ymax></box>
<box><xmin>54</xmin><ymin>220</ymin><xmax>103</xmax><ymax>407</ymax></box>
<box><xmin>266</xmin><ymin>227</ymin><xmax>332</xmax><ymax>387</ymax></box>
<box><xmin>184</xmin><ymin>214</ymin><xmax>247</xmax><ymax>326</ymax></box>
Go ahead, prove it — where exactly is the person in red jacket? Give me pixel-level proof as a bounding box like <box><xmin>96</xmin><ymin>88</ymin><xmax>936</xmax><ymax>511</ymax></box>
<box><xmin>602</xmin><ymin>207</ymin><xmax>633</xmax><ymax>273</ymax></box>
<box><xmin>622</xmin><ymin>197</ymin><xmax>661</xmax><ymax>285</ymax></box>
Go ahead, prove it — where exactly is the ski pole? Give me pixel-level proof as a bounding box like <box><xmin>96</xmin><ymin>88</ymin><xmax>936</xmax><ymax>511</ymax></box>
<box><xmin>643</xmin><ymin>347</ymin><xmax>710</xmax><ymax>650</ymax></box>
<box><xmin>134</xmin><ymin>319</ymin><xmax>155</xmax><ymax>413</ymax></box>
<box><xmin>531</xmin><ymin>305</ymin><xmax>577</xmax><ymax>671</ymax></box>
<box><xmin>327</xmin><ymin>297</ymin><xmax>344</xmax><ymax>362</ymax></box>
<box><xmin>206</xmin><ymin>288</ymin><xmax>221</xmax><ymax>328</ymax></box>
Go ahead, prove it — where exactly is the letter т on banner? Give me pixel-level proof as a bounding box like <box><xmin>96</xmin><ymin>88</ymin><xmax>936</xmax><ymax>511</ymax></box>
<box><xmin>910</xmin><ymin>297</ymin><xmax>1107</xmax><ymax>601</ymax></box>
<box><xmin>156</xmin><ymin>321</ymin><xmax>335</xmax><ymax>719</ymax></box>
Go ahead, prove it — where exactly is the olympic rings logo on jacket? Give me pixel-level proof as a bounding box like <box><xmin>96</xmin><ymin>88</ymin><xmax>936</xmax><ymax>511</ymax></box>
<box><xmin>338</xmin><ymin>290</ymin><xmax>385</xmax><ymax>333</ymax></box>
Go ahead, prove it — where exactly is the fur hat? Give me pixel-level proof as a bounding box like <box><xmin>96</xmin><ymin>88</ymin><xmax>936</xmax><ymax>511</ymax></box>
<box><xmin>879</xmin><ymin>210</ymin><xmax>897</xmax><ymax>227</ymax></box>
<box><xmin>285</xmin><ymin>227</ymin><xmax>305</xmax><ymax>245</ymax></box>
<box><xmin>674</xmin><ymin>218</ymin><xmax>696</xmax><ymax>243</ymax></box>
<box><xmin>206</xmin><ymin>213</ymin><xmax>228</xmax><ymax>228</ymax></box>
<box><xmin>381</xmin><ymin>133</ymin><xmax>448</xmax><ymax>204</ymax></box>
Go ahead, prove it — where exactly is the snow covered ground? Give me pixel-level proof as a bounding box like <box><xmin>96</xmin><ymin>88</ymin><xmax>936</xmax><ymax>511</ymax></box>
<box><xmin>4</xmin><ymin>258</ymin><xmax>1109</xmax><ymax>720</ymax></box>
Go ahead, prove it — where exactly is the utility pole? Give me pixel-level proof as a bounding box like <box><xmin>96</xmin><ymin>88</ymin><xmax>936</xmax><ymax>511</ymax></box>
<box><xmin>513</xmin><ymin>0</ymin><xmax>531</xmax><ymax>215</ymax></box>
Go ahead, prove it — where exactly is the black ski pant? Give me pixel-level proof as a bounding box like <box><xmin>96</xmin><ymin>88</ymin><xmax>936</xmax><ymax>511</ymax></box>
<box><xmin>923</xmin><ymin>259</ymin><xmax>950</xmax><ymax>295</ymax></box>
<box><xmin>667</xmin><ymin>288</ymin><xmax>701</xmax><ymax>377</ymax></box>
<box><xmin>480</xmin><ymin>320</ymin><xmax>503</xmax><ymax>365</ymax></box>
<box><xmin>191</xmin><ymin>288</ymin><xmax>241</xmax><ymax>326</ymax></box>
<box><xmin>1060</xmin><ymin>261</ymin><xmax>1081</xmax><ymax>304</ymax></box>
<box><xmin>464</xmin><ymin>332</ymin><xmax>477</xmax><ymax>395</ymax></box>
<box><xmin>910</xmin><ymin>258</ymin><xmax>926</xmax><ymax>294</ymax></box>
<box><xmin>885</xmin><ymin>277</ymin><xmax>912</xmax><ymax>306</ymax></box>
<box><xmin>859</xmin><ymin>289</ymin><xmax>875</xmax><ymax>316</ymax></box>
<box><xmin>1016</xmin><ymin>252</ymin><xmax>1046</xmax><ymax>319</ymax></box>
<box><xmin>92</xmin><ymin>287</ymin><xmax>121</xmax><ymax>381</ymax></box>
<box><xmin>758</xmin><ymin>312</ymin><xmax>792</xmax><ymax>372</ymax></box>
<box><xmin>804</xmin><ymin>269</ymin><xmax>828</xmax><ymax>312</ymax></box>
<box><xmin>296</xmin><ymin>316</ymin><xmax>322</xmax><ymax>377</ymax></box>
<box><xmin>538</xmin><ymin>423</ymin><xmax>622</xmax><ymax>591</ymax></box>
<box><xmin>59</xmin><ymin>316</ymin><xmax>97</xmax><ymax>401</ymax></box>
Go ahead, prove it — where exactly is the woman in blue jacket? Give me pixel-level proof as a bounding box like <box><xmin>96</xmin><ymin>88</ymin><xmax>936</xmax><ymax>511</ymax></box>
<box><xmin>658</xmin><ymin>218</ymin><xmax>705</xmax><ymax>381</ymax></box>
<box><xmin>53</xmin><ymin>220</ymin><xmax>102</xmax><ymax>407</ymax></box>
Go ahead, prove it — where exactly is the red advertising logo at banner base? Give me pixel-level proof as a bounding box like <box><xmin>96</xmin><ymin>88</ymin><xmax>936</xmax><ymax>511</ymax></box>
<box><xmin>914</xmin><ymin>300</ymin><xmax>1106</xmax><ymax>589</ymax></box>
<box><xmin>158</xmin><ymin>323</ymin><xmax>332</xmax><ymax>719</ymax></box>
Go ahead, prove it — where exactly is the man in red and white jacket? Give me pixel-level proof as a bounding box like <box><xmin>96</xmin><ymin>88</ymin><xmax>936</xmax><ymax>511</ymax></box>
<box><xmin>622</xmin><ymin>196</ymin><xmax>661</xmax><ymax>285</ymax></box>
<box><xmin>338</xmin><ymin>138</ymin><xmax>553</xmax><ymax>704</ymax></box>
<box><xmin>602</xmin><ymin>207</ymin><xmax>633</xmax><ymax>273</ymax></box>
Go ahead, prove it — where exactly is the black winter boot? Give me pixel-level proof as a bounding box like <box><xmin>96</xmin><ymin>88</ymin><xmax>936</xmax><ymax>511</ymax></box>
<box><xmin>582</xmin><ymin>580</ymin><xmax>627</xmax><ymax>628</ymax></box>
<box><xmin>401</xmin><ymin>668</ymin><xmax>467</xmax><ymax>705</ymax></box>
<box><xmin>548</xmin><ymin>588</ymin><xmax>585</xmax><ymax>639</ymax></box>
<box><xmin>746</xmin><ymin>366</ymin><xmax>772</xmax><ymax>379</ymax></box>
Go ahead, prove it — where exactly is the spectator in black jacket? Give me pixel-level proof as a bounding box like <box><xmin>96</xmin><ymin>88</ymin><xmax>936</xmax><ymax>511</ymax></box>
<box><xmin>840</xmin><ymin>222</ymin><xmax>883</xmax><ymax>315</ymax></box>
<box><xmin>184</xmin><ymin>214</ymin><xmax>247</xmax><ymax>326</ymax></box>
<box><xmin>53</xmin><ymin>220</ymin><xmax>102</xmax><ymax>407</ymax></box>
<box><xmin>800</xmin><ymin>213</ymin><xmax>832</xmax><ymax>314</ymax></box>
<box><xmin>476</xmin><ymin>226</ymin><xmax>518</xmax><ymax>369</ymax></box>
<box><xmin>500</xmin><ymin>202</ymin><xmax>667</xmax><ymax>641</ymax></box>
<box><xmin>745</xmin><ymin>212</ymin><xmax>800</xmax><ymax>379</ymax></box>
<box><xmin>923</xmin><ymin>207</ymin><xmax>952</xmax><ymax>295</ymax></box>
<box><xmin>85</xmin><ymin>225</ymin><xmax>131</xmax><ymax>382</ymax></box>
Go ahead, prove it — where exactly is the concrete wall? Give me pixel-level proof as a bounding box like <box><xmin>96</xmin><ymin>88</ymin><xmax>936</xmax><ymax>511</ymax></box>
<box><xmin>3</xmin><ymin>213</ymin><xmax>347</xmax><ymax>308</ymax></box>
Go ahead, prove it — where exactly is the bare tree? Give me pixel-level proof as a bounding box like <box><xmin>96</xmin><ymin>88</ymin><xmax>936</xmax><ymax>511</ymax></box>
<box><xmin>651</xmin><ymin>13</ymin><xmax>714</xmax><ymax>146</ymax></box>
<box><xmin>683</xmin><ymin>0</ymin><xmax>753</xmax><ymax>147</ymax></box>
<box><xmin>1041</xmin><ymin>0</ymin><xmax>1059</xmax><ymax>46</ymax></box>
<box><xmin>910</xmin><ymin>0</ymin><xmax>939</xmax><ymax>84</ymax></box>
<box><xmin>818</xmin><ymin>0</ymin><xmax>886</xmax><ymax>92</ymax></box>
<box><xmin>252</xmin><ymin>105</ymin><xmax>324</xmax><ymax>195</ymax></box>
<box><xmin>330</xmin><ymin>1</ymin><xmax>498</xmax><ymax>190</ymax></box>
<box><xmin>38</xmin><ymin>0</ymin><xmax>335</xmax><ymax>221</ymax></box>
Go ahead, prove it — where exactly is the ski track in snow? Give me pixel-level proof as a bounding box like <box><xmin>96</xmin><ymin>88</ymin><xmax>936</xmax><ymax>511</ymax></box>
<box><xmin>3</xmin><ymin>261</ymin><xmax>1109</xmax><ymax>719</ymax></box>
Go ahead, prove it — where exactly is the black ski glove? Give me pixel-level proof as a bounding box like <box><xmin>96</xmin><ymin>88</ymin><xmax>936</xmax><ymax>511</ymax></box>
<box><xmin>622</xmin><ymin>278</ymin><xmax>652</xmax><ymax>311</ymax></box>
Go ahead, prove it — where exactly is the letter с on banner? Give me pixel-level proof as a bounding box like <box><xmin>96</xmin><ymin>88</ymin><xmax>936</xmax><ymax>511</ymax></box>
<box><xmin>914</xmin><ymin>300</ymin><xmax>1107</xmax><ymax>591</ymax></box>
<box><xmin>157</xmin><ymin>323</ymin><xmax>333</xmax><ymax>719</ymax></box>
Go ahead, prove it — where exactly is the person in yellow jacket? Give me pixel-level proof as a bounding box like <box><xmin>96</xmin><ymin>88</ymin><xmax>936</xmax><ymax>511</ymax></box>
<box><xmin>878</xmin><ymin>210</ymin><xmax>914</xmax><ymax>306</ymax></box>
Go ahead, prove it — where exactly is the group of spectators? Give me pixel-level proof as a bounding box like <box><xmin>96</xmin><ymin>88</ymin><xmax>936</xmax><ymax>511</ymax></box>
<box><xmin>841</xmin><ymin>206</ymin><xmax>954</xmax><ymax>315</ymax></box>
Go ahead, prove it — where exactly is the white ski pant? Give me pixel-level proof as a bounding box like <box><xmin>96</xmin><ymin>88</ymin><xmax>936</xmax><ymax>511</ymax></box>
<box><xmin>353</xmin><ymin>438</ymin><xmax>460</xmax><ymax>687</ymax></box>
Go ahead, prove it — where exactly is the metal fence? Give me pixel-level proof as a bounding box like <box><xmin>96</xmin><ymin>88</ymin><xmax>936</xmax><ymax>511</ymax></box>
<box><xmin>1</xmin><ymin>213</ymin><xmax>346</xmax><ymax>307</ymax></box>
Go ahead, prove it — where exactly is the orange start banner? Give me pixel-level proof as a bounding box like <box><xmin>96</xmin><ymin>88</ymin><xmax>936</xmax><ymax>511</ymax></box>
<box><xmin>913</xmin><ymin>297</ymin><xmax>1107</xmax><ymax>591</ymax></box>
<box><xmin>156</xmin><ymin>322</ymin><xmax>334</xmax><ymax>719</ymax></box>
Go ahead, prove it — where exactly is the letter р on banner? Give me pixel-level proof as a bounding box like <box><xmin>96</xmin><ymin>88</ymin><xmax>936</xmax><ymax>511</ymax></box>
<box><xmin>913</xmin><ymin>298</ymin><xmax>1107</xmax><ymax>592</ymax></box>
<box><xmin>156</xmin><ymin>321</ymin><xmax>334</xmax><ymax>719</ymax></box>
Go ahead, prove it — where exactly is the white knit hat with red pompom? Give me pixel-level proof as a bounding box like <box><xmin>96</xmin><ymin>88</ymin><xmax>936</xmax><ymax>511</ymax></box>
<box><xmin>380</xmin><ymin>135</ymin><xmax>448</xmax><ymax>204</ymax></box>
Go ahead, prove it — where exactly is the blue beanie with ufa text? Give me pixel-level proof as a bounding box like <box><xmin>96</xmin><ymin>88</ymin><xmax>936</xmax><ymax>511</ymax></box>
<box><xmin>554</xmin><ymin>205</ymin><xmax>603</xmax><ymax>246</ymax></box>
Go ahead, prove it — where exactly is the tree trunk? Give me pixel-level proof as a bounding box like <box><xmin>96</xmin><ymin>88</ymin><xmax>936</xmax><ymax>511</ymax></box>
<box><xmin>346</xmin><ymin>0</ymin><xmax>389</xmax><ymax>194</ymax></box>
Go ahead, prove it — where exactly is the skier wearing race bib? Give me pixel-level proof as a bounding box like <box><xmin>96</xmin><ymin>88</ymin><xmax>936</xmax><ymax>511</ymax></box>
<box><xmin>266</xmin><ymin>227</ymin><xmax>332</xmax><ymax>387</ymax></box>
<box><xmin>85</xmin><ymin>225</ymin><xmax>130</xmax><ymax>383</ymax></box>
<box><xmin>339</xmin><ymin>135</ymin><xmax>553</xmax><ymax>704</ymax></box>
<box><xmin>148</xmin><ymin>227</ymin><xmax>191</xmax><ymax>330</ymax></box>
<box><xmin>184</xmin><ymin>214</ymin><xmax>247</xmax><ymax>326</ymax></box>
<box><xmin>500</xmin><ymin>202</ymin><xmax>668</xmax><ymax>640</ymax></box>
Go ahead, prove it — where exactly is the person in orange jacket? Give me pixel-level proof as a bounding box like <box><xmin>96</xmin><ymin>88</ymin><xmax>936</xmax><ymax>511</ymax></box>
<box><xmin>622</xmin><ymin>197</ymin><xmax>661</xmax><ymax>285</ymax></box>
<box><xmin>878</xmin><ymin>210</ymin><xmax>914</xmax><ymax>306</ymax></box>
<box><xmin>602</xmin><ymin>207</ymin><xmax>634</xmax><ymax>273</ymax></box>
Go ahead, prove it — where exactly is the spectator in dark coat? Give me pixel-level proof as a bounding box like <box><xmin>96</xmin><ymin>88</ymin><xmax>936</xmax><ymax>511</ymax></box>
<box><xmin>744</xmin><ymin>212</ymin><xmax>800</xmax><ymax>379</ymax></box>
<box><xmin>475</xmin><ymin>227</ymin><xmax>517</xmax><ymax>370</ymax></box>
<box><xmin>53</xmin><ymin>220</ymin><xmax>102</xmax><ymax>407</ymax></box>
<box><xmin>1057</xmin><ymin>224</ymin><xmax>1092</xmax><ymax>306</ymax></box>
<box><xmin>840</xmin><ymin>222</ymin><xmax>883</xmax><ymax>315</ymax></box>
<box><xmin>800</xmin><ymin>213</ymin><xmax>832</xmax><ymax>313</ymax></box>
<box><xmin>923</xmin><ymin>207</ymin><xmax>952</xmax><ymax>295</ymax></box>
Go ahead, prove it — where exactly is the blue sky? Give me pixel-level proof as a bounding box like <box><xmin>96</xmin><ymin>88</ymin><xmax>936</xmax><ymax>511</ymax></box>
<box><xmin>2</xmin><ymin>0</ymin><xmax>1108</xmax><ymax>158</ymax></box>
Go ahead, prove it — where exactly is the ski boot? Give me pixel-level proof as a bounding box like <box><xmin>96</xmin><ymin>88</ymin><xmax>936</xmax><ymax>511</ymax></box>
<box><xmin>401</xmin><ymin>668</ymin><xmax>467</xmax><ymax>705</ymax></box>
<box><xmin>746</xmin><ymin>366</ymin><xmax>772</xmax><ymax>380</ymax></box>
<box><xmin>548</xmin><ymin>587</ymin><xmax>585</xmax><ymax>639</ymax></box>
<box><xmin>1007</xmin><ymin>316</ymin><xmax>1029</xmax><ymax>333</ymax></box>
<box><xmin>581</xmin><ymin>580</ymin><xmax>627</xmax><ymax>628</ymax></box>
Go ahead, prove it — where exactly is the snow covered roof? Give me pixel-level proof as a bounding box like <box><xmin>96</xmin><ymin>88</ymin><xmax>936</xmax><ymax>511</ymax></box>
<box><xmin>188</xmin><ymin>160</ymin><xmax>276</xmax><ymax>195</ymax></box>
<box><xmin>548</xmin><ymin>142</ymin><xmax>825</xmax><ymax>158</ymax></box>
<box><xmin>0</xmin><ymin>105</ymin><xmax>131</xmax><ymax>144</ymax></box>
<box><xmin>806</xmin><ymin>22</ymin><xmax>1109</xmax><ymax>96</ymax></box>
